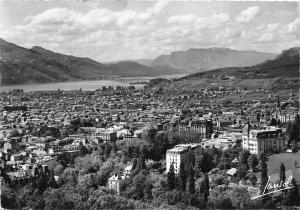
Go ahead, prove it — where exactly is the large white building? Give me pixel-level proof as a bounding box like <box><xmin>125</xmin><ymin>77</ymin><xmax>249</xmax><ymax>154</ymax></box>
<box><xmin>166</xmin><ymin>144</ymin><xmax>201</xmax><ymax>174</ymax></box>
<box><xmin>95</xmin><ymin>130</ymin><xmax>117</xmax><ymax>143</ymax></box>
<box><xmin>242</xmin><ymin>127</ymin><xmax>284</xmax><ymax>154</ymax></box>
<box><xmin>178</xmin><ymin>120</ymin><xmax>213</xmax><ymax>138</ymax></box>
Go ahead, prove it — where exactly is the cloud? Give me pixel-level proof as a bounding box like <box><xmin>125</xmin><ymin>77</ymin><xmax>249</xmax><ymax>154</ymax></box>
<box><xmin>236</xmin><ymin>6</ymin><xmax>260</xmax><ymax>23</ymax></box>
<box><xmin>1</xmin><ymin>2</ymin><xmax>298</xmax><ymax>62</ymax></box>
<box><xmin>168</xmin><ymin>14</ymin><xmax>198</xmax><ymax>24</ymax></box>
<box><xmin>167</xmin><ymin>12</ymin><xmax>229</xmax><ymax>29</ymax></box>
<box><xmin>256</xmin><ymin>23</ymin><xmax>279</xmax><ymax>32</ymax></box>
<box><xmin>24</xmin><ymin>8</ymin><xmax>80</xmax><ymax>27</ymax></box>
<box><xmin>20</xmin><ymin>1</ymin><xmax>169</xmax><ymax>32</ymax></box>
<box><xmin>215</xmin><ymin>28</ymin><xmax>242</xmax><ymax>41</ymax></box>
<box><xmin>147</xmin><ymin>1</ymin><xmax>169</xmax><ymax>14</ymax></box>
<box><xmin>280</xmin><ymin>17</ymin><xmax>300</xmax><ymax>36</ymax></box>
<box><xmin>257</xmin><ymin>33</ymin><xmax>275</xmax><ymax>43</ymax></box>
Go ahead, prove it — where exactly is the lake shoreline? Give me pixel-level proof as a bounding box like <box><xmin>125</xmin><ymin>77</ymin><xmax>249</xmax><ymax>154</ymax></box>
<box><xmin>0</xmin><ymin>74</ymin><xmax>187</xmax><ymax>92</ymax></box>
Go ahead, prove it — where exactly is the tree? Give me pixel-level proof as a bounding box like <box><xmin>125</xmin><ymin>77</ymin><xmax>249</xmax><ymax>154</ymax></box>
<box><xmin>167</xmin><ymin>163</ymin><xmax>176</xmax><ymax>191</ymax></box>
<box><xmin>260</xmin><ymin>160</ymin><xmax>268</xmax><ymax>194</ymax></box>
<box><xmin>112</xmin><ymin>141</ymin><xmax>118</xmax><ymax>153</ymax></box>
<box><xmin>249</xmin><ymin>173</ymin><xmax>257</xmax><ymax>186</ymax></box>
<box><xmin>132</xmin><ymin>156</ymin><xmax>146</xmax><ymax>176</ymax></box>
<box><xmin>62</xmin><ymin>169</ymin><xmax>78</xmax><ymax>186</ymax></box>
<box><xmin>44</xmin><ymin>188</ymin><xmax>75</xmax><ymax>210</ymax></box>
<box><xmin>188</xmin><ymin>166</ymin><xmax>195</xmax><ymax>194</ymax></box>
<box><xmin>256</xmin><ymin>113</ymin><xmax>260</xmax><ymax>122</ymax></box>
<box><xmin>132</xmin><ymin>171</ymin><xmax>147</xmax><ymax>199</ymax></box>
<box><xmin>288</xmin><ymin>114</ymin><xmax>300</xmax><ymax>142</ymax></box>
<box><xmin>104</xmin><ymin>143</ymin><xmax>112</xmax><ymax>158</ymax></box>
<box><xmin>79</xmin><ymin>141</ymin><xmax>88</xmax><ymax>156</ymax></box>
<box><xmin>227</xmin><ymin>187</ymin><xmax>251</xmax><ymax>209</ymax></box>
<box><xmin>239</xmin><ymin>150</ymin><xmax>250</xmax><ymax>166</ymax></box>
<box><xmin>270</xmin><ymin>118</ymin><xmax>277</xmax><ymax>126</ymax></box>
<box><xmin>48</xmin><ymin>171</ymin><xmax>57</xmax><ymax>188</ymax></box>
<box><xmin>143</xmin><ymin>127</ymin><xmax>156</xmax><ymax>140</ymax></box>
<box><xmin>179</xmin><ymin>162</ymin><xmax>187</xmax><ymax>191</ymax></box>
<box><xmin>248</xmin><ymin>154</ymin><xmax>258</xmax><ymax>172</ymax></box>
<box><xmin>199</xmin><ymin>173</ymin><xmax>210</xmax><ymax>200</ymax></box>
<box><xmin>237</xmin><ymin>164</ymin><xmax>248</xmax><ymax>180</ymax></box>
<box><xmin>131</xmin><ymin>158</ymin><xmax>138</xmax><ymax>172</ymax></box>
<box><xmin>283</xmin><ymin>178</ymin><xmax>299</xmax><ymax>206</ymax></box>
<box><xmin>279</xmin><ymin>163</ymin><xmax>286</xmax><ymax>185</ymax></box>
<box><xmin>258</xmin><ymin>151</ymin><xmax>266</xmax><ymax>163</ymax></box>
<box><xmin>196</xmin><ymin>151</ymin><xmax>213</xmax><ymax>174</ymax></box>
<box><xmin>208</xmin><ymin>186</ymin><xmax>233</xmax><ymax>209</ymax></box>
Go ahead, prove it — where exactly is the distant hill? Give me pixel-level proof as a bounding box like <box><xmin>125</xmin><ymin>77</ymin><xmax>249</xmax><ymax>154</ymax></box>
<box><xmin>196</xmin><ymin>47</ymin><xmax>299</xmax><ymax>78</ymax></box>
<box><xmin>0</xmin><ymin>38</ymin><xmax>182</xmax><ymax>85</ymax></box>
<box><xmin>129</xmin><ymin>59</ymin><xmax>154</xmax><ymax>67</ymax></box>
<box><xmin>152</xmin><ymin>47</ymin><xmax>277</xmax><ymax>73</ymax></box>
<box><xmin>154</xmin><ymin>47</ymin><xmax>299</xmax><ymax>90</ymax></box>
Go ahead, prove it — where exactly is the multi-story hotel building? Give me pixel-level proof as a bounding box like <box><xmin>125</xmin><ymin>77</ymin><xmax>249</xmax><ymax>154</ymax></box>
<box><xmin>95</xmin><ymin>131</ymin><xmax>117</xmax><ymax>143</ymax></box>
<box><xmin>242</xmin><ymin>127</ymin><xmax>284</xmax><ymax>154</ymax></box>
<box><xmin>166</xmin><ymin>144</ymin><xmax>201</xmax><ymax>174</ymax></box>
<box><xmin>179</xmin><ymin>120</ymin><xmax>213</xmax><ymax>138</ymax></box>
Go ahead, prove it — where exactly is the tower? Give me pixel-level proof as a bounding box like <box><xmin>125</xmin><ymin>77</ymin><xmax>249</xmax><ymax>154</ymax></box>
<box><xmin>0</xmin><ymin>177</ymin><xmax>2</xmax><ymax>209</ymax></box>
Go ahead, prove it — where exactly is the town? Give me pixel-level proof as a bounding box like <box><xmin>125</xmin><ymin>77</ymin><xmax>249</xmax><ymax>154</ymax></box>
<box><xmin>0</xmin><ymin>82</ymin><xmax>299</xmax><ymax>209</ymax></box>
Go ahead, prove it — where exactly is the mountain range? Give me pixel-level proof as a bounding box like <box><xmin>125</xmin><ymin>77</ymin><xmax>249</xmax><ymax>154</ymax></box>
<box><xmin>149</xmin><ymin>48</ymin><xmax>277</xmax><ymax>73</ymax></box>
<box><xmin>0</xmin><ymin>38</ymin><xmax>282</xmax><ymax>86</ymax></box>
<box><xmin>160</xmin><ymin>47</ymin><xmax>299</xmax><ymax>90</ymax></box>
<box><xmin>0</xmin><ymin>38</ymin><xmax>181</xmax><ymax>86</ymax></box>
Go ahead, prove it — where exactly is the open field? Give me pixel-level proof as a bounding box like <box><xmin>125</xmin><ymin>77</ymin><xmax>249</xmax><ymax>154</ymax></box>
<box><xmin>266</xmin><ymin>151</ymin><xmax>300</xmax><ymax>174</ymax></box>
<box><xmin>255</xmin><ymin>151</ymin><xmax>300</xmax><ymax>180</ymax></box>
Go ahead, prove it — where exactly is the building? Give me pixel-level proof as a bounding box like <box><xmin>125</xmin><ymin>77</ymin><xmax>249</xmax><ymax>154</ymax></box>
<box><xmin>108</xmin><ymin>174</ymin><xmax>122</xmax><ymax>195</ymax></box>
<box><xmin>95</xmin><ymin>131</ymin><xmax>117</xmax><ymax>143</ymax></box>
<box><xmin>123</xmin><ymin>133</ymin><xmax>136</xmax><ymax>141</ymax></box>
<box><xmin>277</xmin><ymin>113</ymin><xmax>296</xmax><ymax>123</ymax></box>
<box><xmin>242</xmin><ymin>127</ymin><xmax>284</xmax><ymax>154</ymax></box>
<box><xmin>166</xmin><ymin>144</ymin><xmax>201</xmax><ymax>174</ymax></box>
<box><xmin>123</xmin><ymin>165</ymin><xmax>132</xmax><ymax>178</ymax></box>
<box><xmin>179</xmin><ymin>120</ymin><xmax>213</xmax><ymax>138</ymax></box>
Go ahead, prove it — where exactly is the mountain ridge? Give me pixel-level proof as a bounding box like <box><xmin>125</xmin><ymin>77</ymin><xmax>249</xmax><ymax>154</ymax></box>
<box><xmin>152</xmin><ymin>47</ymin><xmax>277</xmax><ymax>73</ymax></box>
<box><xmin>0</xmin><ymin>38</ymin><xmax>288</xmax><ymax>86</ymax></box>
<box><xmin>164</xmin><ymin>47</ymin><xmax>299</xmax><ymax>90</ymax></box>
<box><xmin>0</xmin><ymin>38</ymin><xmax>182</xmax><ymax>86</ymax></box>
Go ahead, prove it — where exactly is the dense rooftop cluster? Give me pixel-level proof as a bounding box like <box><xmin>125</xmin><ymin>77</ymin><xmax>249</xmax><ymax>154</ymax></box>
<box><xmin>0</xmin><ymin>85</ymin><xmax>299</xmax><ymax>209</ymax></box>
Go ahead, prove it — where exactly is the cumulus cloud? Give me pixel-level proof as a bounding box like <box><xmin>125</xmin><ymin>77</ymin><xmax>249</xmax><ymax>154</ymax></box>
<box><xmin>215</xmin><ymin>28</ymin><xmax>242</xmax><ymax>41</ymax></box>
<box><xmin>256</xmin><ymin>23</ymin><xmax>280</xmax><ymax>32</ymax></box>
<box><xmin>1</xmin><ymin>1</ymin><xmax>298</xmax><ymax>61</ymax></box>
<box><xmin>167</xmin><ymin>12</ymin><xmax>229</xmax><ymax>29</ymax></box>
<box><xmin>280</xmin><ymin>17</ymin><xmax>300</xmax><ymax>36</ymax></box>
<box><xmin>236</xmin><ymin>6</ymin><xmax>260</xmax><ymax>23</ymax></box>
<box><xmin>257</xmin><ymin>33</ymin><xmax>275</xmax><ymax>43</ymax></box>
<box><xmin>168</xmin><ymin>14</ymin><xmax>198</xmax><ymax>24</ymax></box>
<box><xmin>3</xmin><ymin>2</ymin><xmax>171</xmax><ymax>61</ymax></box>
<box><xmin>148</xmin><ymin>1</ymin><xmax>169</xmax><ymax>14</ymax></box>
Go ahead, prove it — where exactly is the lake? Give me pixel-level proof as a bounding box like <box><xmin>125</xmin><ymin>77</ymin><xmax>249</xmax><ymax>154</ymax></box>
<box><xmin>0</xmin><ymin>74</ymin><xmax>187</xmax><ymax>92</ymax></box>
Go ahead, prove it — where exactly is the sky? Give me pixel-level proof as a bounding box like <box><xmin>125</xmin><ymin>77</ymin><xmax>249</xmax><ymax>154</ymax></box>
<box><xmin>0</xmin><ymin>0</ymin><xmax>299</xmax><ymax>62</ymax></box>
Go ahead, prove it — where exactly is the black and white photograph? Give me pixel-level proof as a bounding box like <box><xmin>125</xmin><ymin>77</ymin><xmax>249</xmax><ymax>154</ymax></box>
<box><xmin>0</xmin><ymin>0</ymin><xmax>299</xmax><ymax>209</ymax></box>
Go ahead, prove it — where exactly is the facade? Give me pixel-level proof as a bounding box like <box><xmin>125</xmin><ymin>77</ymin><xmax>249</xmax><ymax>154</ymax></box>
<box><xmin>96</xmin><ymin>131</ymin><xmax>117</xmax><ymax>143</ymax></box>
<box><xmin>166</xmin><ymin>144</ymin><xmax>201</xmax><ymax>174</ymax></box>
<box><xmin>242</xmin><ymin>127</ymin><xmax>284</xmax><ymax>154</ymax></box>
<box><xmin>179</xmin><ymin>120</ymin><xmax>213</xmax><ymax>138</ymax></box>
<box><xmin>277</xmin><ymin>113</ymin><xmax>296</xmax><ymax>123</ymax></box>
<box><xmin>108</xmin><ymin>174</ymin><xmax>122</xmax><ymax>195</ymax></box>
<box><xmin>123</xmin><ymin>133</ymin><xmax>135</xmax><ymax>141</ymax></box>
<box><xmin>35</xmin><ymin>140</ymin><xmax>50</xmax><ymax>150</ymax></box>
<box><xmin>123</xmin><ymin>165</ymin><xmax>132</xmax><ymax>178</ymax></box>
